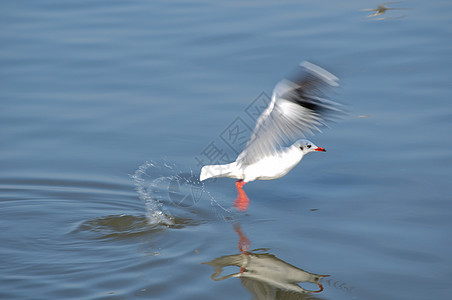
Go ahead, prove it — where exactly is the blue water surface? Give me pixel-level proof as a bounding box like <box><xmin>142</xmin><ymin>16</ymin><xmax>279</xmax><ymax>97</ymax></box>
<box><xmin>1</xmin><ymin>0</ymin><xmax>451</xmax><ymax>299</ymax></box>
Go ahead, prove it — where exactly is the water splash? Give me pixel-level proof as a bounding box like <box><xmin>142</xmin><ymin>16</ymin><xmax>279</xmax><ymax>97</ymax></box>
<box><xmin>131</xmin><ymin>161</ymin><xmax>174</xmax><ymax>225</ymax></box>
<box><xmin>131</xmin><ymin>160</ymin><xmax>236</xmax><ymax>225</ymax></box>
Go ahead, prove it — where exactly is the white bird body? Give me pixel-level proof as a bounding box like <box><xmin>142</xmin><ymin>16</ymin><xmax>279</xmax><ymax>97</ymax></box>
<box><xmin>200</xmin><ymin>143</ymin><xmax>313</xmax><ymax>182</ymax></box>
<box><xmin>240</xmin><ymin>145</ymin><xmax>303</xmax><ymax>181</ymax></box>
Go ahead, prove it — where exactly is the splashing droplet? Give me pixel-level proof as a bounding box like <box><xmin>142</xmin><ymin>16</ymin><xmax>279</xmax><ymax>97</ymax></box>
<box><xmin>131</xmin><ymin>161</ymin><xmax>174</xmax><ymax>225</ymax></box>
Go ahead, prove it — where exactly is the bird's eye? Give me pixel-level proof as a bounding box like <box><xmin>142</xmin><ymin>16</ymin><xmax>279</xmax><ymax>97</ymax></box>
<box><xmin>307</xmin><ymin>144</ymin><xmax>311</xmax><ymax>148</ymax></box>
<box><xmin>299</xmin><ymin>146</ymin><xmax>303</xmax><ymax>151</ymax></box>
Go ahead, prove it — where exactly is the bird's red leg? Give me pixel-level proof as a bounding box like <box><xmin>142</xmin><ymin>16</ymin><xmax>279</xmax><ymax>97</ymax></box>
<box><xmin>233</xmin><ymin>223</ymin><xmax>250</xmax><ymax>273</ymax></box>
<box><xmin>233</xmin><ymin>180</ymin><xmax>249</xmax><ymax>211</ymax></box>
<box><xmin>233</xmin><ymin>223</ymin><xmax>250</xmax><ymax>254</ymax></box>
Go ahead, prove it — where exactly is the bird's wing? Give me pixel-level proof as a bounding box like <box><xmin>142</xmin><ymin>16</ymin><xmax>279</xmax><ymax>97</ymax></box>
<box><xmin>236</xmin><ymin>61</ymin><xmax>341</xmax><ymax>167</ymax></box>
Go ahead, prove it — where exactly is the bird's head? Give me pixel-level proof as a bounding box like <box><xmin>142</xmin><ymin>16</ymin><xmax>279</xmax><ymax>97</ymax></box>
<box><xmin>295</xmin><ymin>139</ymin><xmax>326</xmax><ymax>155</ymax></box>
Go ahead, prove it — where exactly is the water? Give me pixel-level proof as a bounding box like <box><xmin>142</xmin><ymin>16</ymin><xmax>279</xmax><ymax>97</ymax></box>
<box><xmin>1</xmin><ymin>0</ymin><xmax>451</xmax><ymax>299</ymax></box>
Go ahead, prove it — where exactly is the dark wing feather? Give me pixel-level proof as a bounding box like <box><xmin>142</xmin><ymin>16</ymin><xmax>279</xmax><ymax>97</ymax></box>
<box><xmin>236</xmin><ymin>61</ymin><xmax>341</xmax><ymax>167</ymax></box>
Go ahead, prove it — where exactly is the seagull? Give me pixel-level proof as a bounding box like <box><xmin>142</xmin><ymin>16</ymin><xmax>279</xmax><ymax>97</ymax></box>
<box><xmin>361</xmin><ymin>2</ymin><xmax>409</xmax><ymax>19</ymax></box>
<box><xmin>200</xmin><ymin>61</ymin><xmax>341</xmax><ymax>211</ymax></box>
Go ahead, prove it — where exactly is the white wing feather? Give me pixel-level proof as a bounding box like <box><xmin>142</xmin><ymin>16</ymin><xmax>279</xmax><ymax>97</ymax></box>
<box><xmin>236</xmin><ymin>62</ymin><xmax>341</xmax><ymax>166</ymax></box>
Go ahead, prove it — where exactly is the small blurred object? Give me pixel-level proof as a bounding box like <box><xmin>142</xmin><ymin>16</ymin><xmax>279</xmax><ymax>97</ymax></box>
<box><xmin>362</xmin><ymin>2</ymin><xmax>410</xmax><ymax>20</ymax></box>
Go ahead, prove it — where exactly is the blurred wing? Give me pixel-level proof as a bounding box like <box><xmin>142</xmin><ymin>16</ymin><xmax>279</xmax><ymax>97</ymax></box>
<box><xmin>236</xmin><ymin>61</ymin><xmax>341</xmax><ymax>166</ymax></box>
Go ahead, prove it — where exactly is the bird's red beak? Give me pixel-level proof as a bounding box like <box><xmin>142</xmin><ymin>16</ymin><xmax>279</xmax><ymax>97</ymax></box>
<box><xmin>315</xmin><ymin>147</ymin><xmax>326</xmax><ymax>152</ymax></box>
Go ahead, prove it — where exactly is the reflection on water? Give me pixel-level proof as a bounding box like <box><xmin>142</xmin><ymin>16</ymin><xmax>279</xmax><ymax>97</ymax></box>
<box><xmin>73</xmin><ymin>214</ymin><xmax>203</xmax><ymax>240</ymax></box>
<box><xmin>75</xmin><ymin>214</ymin><xmax>154</xmax><ymax>240</ymax></box>
<box><xmin>204</xmin><ymin>223</ymin><xmax>329</xmax><ymax>299</ymax></box>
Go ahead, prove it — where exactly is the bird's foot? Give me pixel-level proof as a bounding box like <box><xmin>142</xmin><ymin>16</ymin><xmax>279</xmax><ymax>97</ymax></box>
<box><xmin>234</xmin><ymin>180</ymin><xmax>249</xmax><ymax>211</ymax></box>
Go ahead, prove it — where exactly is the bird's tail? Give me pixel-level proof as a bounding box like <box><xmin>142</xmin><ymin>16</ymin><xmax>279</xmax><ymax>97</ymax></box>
<box><xmin>200</xmin><ymin>163</ymin><xmax>236</xmax><ymax>181</ymax></box>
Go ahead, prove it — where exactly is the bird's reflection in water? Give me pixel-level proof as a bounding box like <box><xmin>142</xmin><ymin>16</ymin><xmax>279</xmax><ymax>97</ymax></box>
<box><xmin>203</xmin><ymin>223</ymin><xmax>328</xmax><ymax>299</ymax></box>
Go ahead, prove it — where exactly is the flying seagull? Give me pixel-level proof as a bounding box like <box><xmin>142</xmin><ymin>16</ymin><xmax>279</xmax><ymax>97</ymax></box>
<box><xmin>362</xmin><ymin>2</ymin><xmax>409</xmax><ymax>19</ymax></box>
<box><xmin>200</xmin><ymin>61</ymin><xmax>341</xmax><ymax>211</ymax></box>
